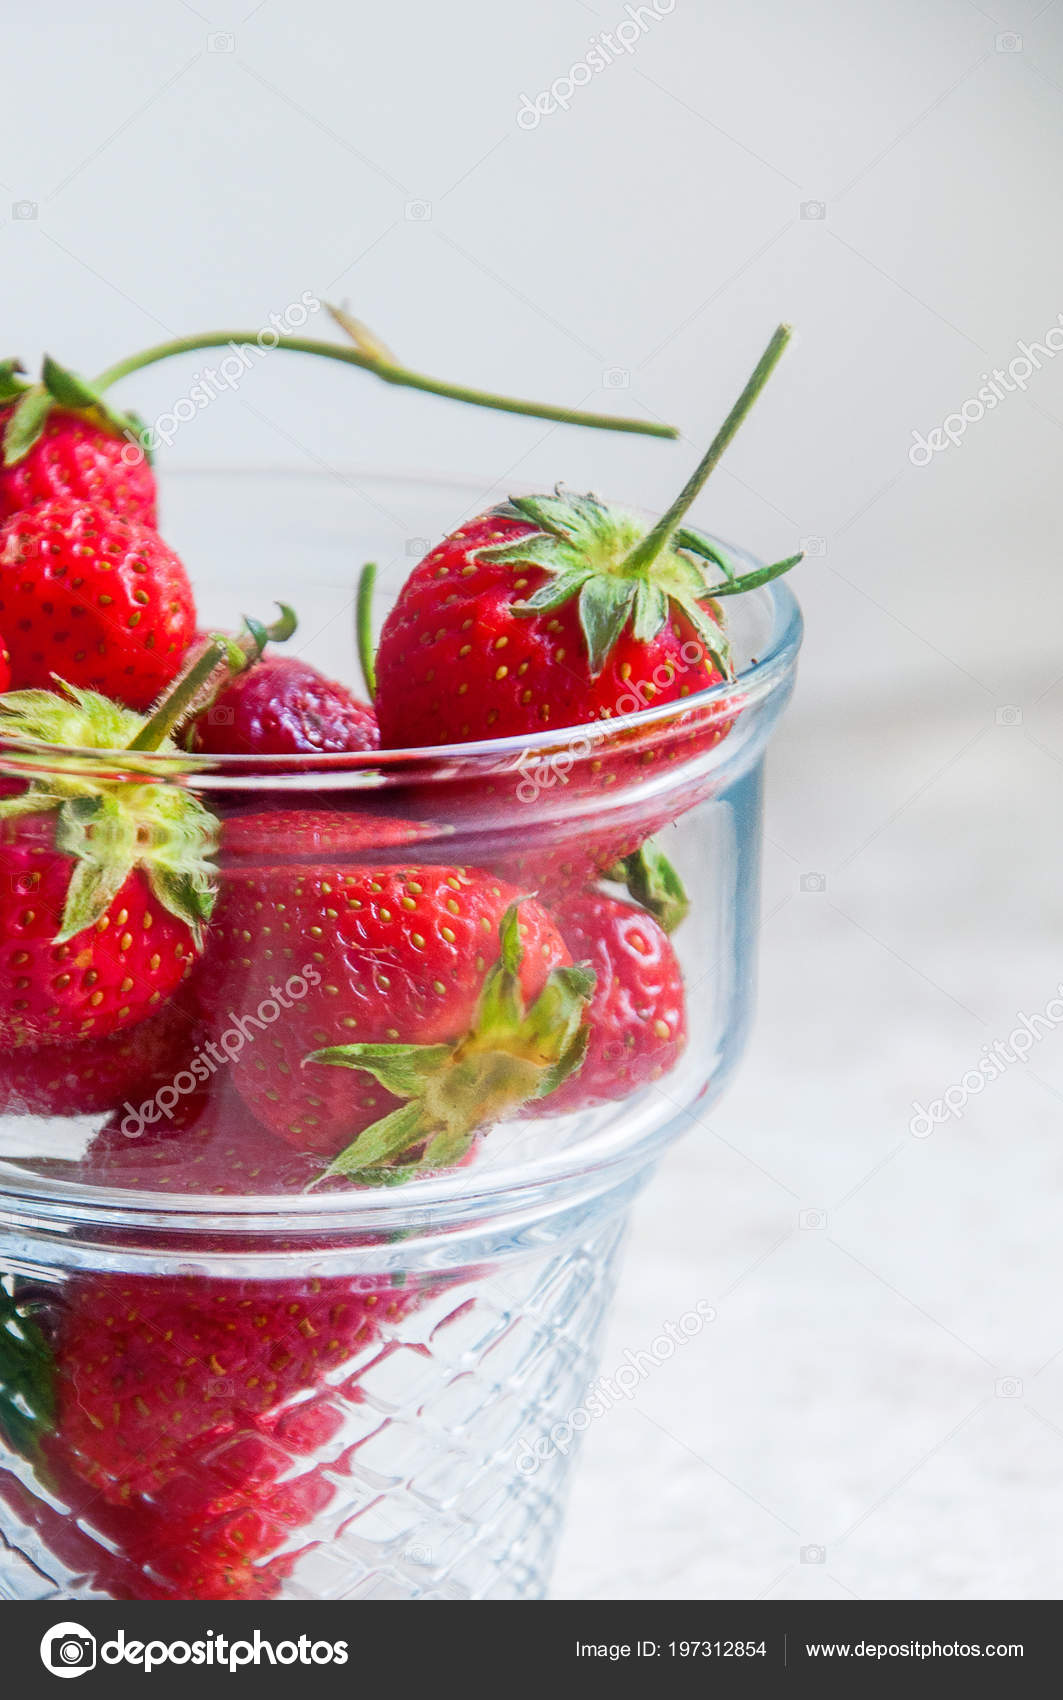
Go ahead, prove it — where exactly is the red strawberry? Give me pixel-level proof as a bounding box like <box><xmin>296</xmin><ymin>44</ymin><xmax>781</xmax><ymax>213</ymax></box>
<box><xmin>78</xmin><ymin>1079</ymin><xmax>322</xmax><ymax>1195</ymax></box>
<box><xmin>0</xmin><ymin>404</ymin><xmax>156</xmax><ymax>526</ymax></box>
<box><xmin>0</xmin><ymin>1262</ymin><xmax>425</xmax><ymax>1600</ymax></box>
<box><xmin>0</xmin><ymin>632</ymin><xmax>8</xmax><ymax>692</ymax></box>
<box><xmin>0</xmin><ymin>500</ymin><xmax>195</xmax><ymax>711</ymax></box>
<box><xmin>532</xmin><ymin>891</ymin><xmax>687</xmax><ymax>1113</ymax></box>
<box><xmin>373</xmin><ymin>327</ymin><xmax>799</xmax><ymax>753</ymax></box>
<box><xmin>0</xmin><ymin>998</ymin><xmax>200</xmax><ymax>1117</ymax></box>
<box><xmin>189</xmin><ymin>654</ymin><xmax>378</xmax><ymax>756</ymax></box>
<box><xmin>218</xmin><ymin>806</ymin><xmax>434</xmax><ymax>867</ymax></box>
<box><xmin>0</xmin><ymin>683</ymin><xmax>218</xmax><ymax>1046</ymax></box>
<box><xmin>203</xmin><ymin>864</ymin><xmax>593</xmax><ymax>1177</ymax></box>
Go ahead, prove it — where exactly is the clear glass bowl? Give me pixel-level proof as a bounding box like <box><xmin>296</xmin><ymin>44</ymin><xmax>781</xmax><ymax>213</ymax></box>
<box><xmin>0</xmin><ymin>473</ymin><xmax>802</xmax><ymax>1601</ymax></box>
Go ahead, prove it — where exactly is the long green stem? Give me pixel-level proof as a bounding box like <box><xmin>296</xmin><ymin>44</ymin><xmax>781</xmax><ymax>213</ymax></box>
<box><xmin>620</xmin><ymin>324</ymin><xmax>792</xmax><ymax>575</ymax></box>
<box><xmin>356</xmin><ymin>562</ymin><xmax>378</xmax><ymax>701</ymax></box>
<box><xmin>92</xmin><ymin>333</ymin><xmax>677</xmax><ymax>440</ymax></box>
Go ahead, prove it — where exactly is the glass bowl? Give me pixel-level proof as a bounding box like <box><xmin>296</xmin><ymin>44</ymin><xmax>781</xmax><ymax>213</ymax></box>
<box><xmin>0</xmin><ymin>472</ymin><xmax>802</xmax><ymax>1602</ymax></box>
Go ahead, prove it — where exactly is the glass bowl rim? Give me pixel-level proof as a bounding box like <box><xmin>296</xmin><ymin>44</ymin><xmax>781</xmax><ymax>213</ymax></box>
<box><xmin>0</xmin><ymin>577</ymin><xmax>803</xmax><ymax>782</ymax></box>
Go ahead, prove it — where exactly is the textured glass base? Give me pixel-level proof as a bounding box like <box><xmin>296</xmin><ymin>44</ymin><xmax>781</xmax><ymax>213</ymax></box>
<box><xmin>0</xmin><ymin>1216</ymin><xmax>626</xmax><ymax>1602</ymax></box>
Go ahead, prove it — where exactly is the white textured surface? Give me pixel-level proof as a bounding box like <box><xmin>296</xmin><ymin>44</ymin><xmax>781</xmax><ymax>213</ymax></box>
<box><xmin>7</xmin><ymin>0</ymin><xmax>1063</xmax><ymax>1601</ymax></box>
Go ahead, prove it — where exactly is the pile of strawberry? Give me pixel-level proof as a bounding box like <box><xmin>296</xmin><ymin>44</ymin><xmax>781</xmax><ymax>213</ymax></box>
<box><xmin>0</xmin><ymin>323</ymin><xmax>800</xmax><ymax>1598</ymax></box>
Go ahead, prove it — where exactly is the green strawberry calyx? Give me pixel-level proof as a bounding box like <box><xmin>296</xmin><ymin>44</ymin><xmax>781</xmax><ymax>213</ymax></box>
<box><xmin>304</xmin><ymin>901</ymin><xmax>595</xmax><ymax>1185</ymax></box>
<box><xmin>0</xmin><ymin>1282</ymin><xmax>55</xmax><ymax>1466</ymax></box>
<box><xmin>1</xmin><ymin>354</ymin><xmax>150</xmax><ymax>468</ymax></box>
<box><xmin>0</xmin><ymin>683</ymin><xmax>219</xmax><ymax>944</ymax></box>
<box><xmin>608</xmin><ymin>839</ymin><xmax>690</xmax><ymax>934</ymax></box>
<box><xmin>0</xmin><ymin>603</ymin><xmax>296</xmax><ymax>944</ymax></box>
<box><xmin>476</xmin><ymin>324</ymin><xmax>803</xmax><ymax>679</ymax></box>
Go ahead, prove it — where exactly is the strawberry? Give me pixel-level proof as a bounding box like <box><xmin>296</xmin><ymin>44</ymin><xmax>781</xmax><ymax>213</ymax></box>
<box><xmin>373</xmin><ymin>327</ymin><xmax>799</xmax><ymax>752</ymax></box>
<box><xmin>0</xmin><ymin>998</ymin><xmax>199</xmax><ymax>1118</ymax></box>
<box><xmin>0</xmin><ymin>1257</ymin><xmax>425</xmax><ymax>1599</ymax></box>
<box><xmin>218</xmin><ymin>806</ymin><xmax>434</xmax><ymax>867</ymax></box>
<box><xmin>0</xmin><ymin>632</ymin><xmax>8</xmax><ymax>692</ymax></box>
<box><xmin>0</xmin><ymin>681</ymin><xmax>218</xmax><ymax>1046</ymax></box>
<box><xmin>532</xmin><ymin>891</ymin><xmax>687</xmax><ymax>1114</ymax></box>
<box><xmin>0</xmin><ymin>404</ymin><xmax>156</xmax><ymax>526</ymax></box>
<box><xmin>188</xmin><ymin>653</ymin><xmax>378</xmax><ymax>757</ymax></box>
<box><xmin>80</xmin><ymin>1090</ymin><xmax>322</xmax><ymax>1195</ymax></box>
<box><xmin>0</xmin><ymin>500</ymin><xmax>195</xmax><ymax>711</ymax></box>
<box><xmin>202</xmin><ymin>864</ymin><xmax>593</xmax><ymax>1179</ymax></box>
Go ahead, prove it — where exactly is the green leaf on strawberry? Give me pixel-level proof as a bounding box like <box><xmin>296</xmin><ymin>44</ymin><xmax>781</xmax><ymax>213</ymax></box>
<box><xmin>305</xmin><ymin>899</ymin><xmax>594</xmax><ymax>1184</ymax></box>
<box><xmin>0</xmin><ymin>682</ymin><xmax>219</xmax><ymax>943</ymax></box>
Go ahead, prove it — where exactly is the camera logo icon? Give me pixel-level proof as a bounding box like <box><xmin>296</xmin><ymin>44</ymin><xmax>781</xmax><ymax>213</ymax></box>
<box><xmin>800</xmin><ymin>872</ymin><xmax>826</xmax><ymax>894</ymax></box>
<box><xmin>603</xmin><ymin>367</ymin><xmax>630</xmax><ymax>389</ymax></box>
<box><xmin>208</xmin><ymin>31</ymin><xmax>235</xmax><ymax>52</ymax></box>
<box><xmin>207</xmin><ymin>705</ymin><xmax>234</xmax><ymax>726</ymax></box>
<box><xmin>799</xmin><ymin>1209</ymin><xmax>828</xmax><ymax>1231</ymax></box>
<box><xmin>800</xmin><ymin>200</ymin><xmax>827</xmax><ymax>220</ymax></box>
<box><xmin>800</xmin><ymin>1544</ymin><xmax>826</xmax><ymax>1564</ymax></box>
<box><xmin>800</xmin><ymin>535</ymin><xmax>827</xmax><ymax>557</ymax></box>
<box><xmin>995</xmin><ymin>32</ymin><xmax>1022</xmax><ymax>53</ymax></box>
<box><xmin>12</xmin><ymin>200</ymin><xmax>38</xmax><ymax>220</ymax></box>
<box><xmin>995</xmin><ymin>1377</ymin><xmax>1023</xmax><ymax>1399</ymax></box>
<box><xmin>406</xmin><ymin>537</ymin><xmax>430</xmax><ymax>557</ymax></box>
<box><xmin>995</xmin><ymin>704</ymin><xmax>1022</xmax><ymax>726</ymax></box>
<box><xmin>40</xmin><ymin>1623</ymin><xmax>96</xmax><ymax>1678</ymax></box>
<box><xmin>405</xmin><ymin>200</ymin><xmax>432</xmax><ymax>222</ymax></box>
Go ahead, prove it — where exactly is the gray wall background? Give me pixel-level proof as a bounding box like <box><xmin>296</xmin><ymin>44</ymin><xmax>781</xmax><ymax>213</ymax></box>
<box><xmin>6</xmin><ymin>0</ymin><xmax>1063</xmax><ymax>1598</ymax></box>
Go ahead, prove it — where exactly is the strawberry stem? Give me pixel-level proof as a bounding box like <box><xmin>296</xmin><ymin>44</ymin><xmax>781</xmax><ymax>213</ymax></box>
<box><xmin>90</xmin><ymin>332</ymin><xmax>678</xmax><ymax>440</ymax></box>
<box><xmin>127</xmin><ymin>602</ymin><xmax>297</xmax><ymax>752</ymax></box>
<box><xmin>356</xmin><ymin>562</ymin><xmax>377</xmax><ymax>701</ymax></box>
<box><xmin>620</xmin><ymin>324</ymin><xmax>792</xmax><ymax>576</ymax></box>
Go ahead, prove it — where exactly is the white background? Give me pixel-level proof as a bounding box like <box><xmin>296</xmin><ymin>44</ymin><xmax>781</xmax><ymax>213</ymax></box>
<box><xmin>6</xmin><ymin>0</ymin><xmax>1063</xmax><ymax>1599</ymax></box>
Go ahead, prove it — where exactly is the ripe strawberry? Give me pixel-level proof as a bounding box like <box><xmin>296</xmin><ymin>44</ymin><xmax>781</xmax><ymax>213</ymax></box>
<box><xmin>373</xmin><ymin>327</ymin><xmax>800</xmax><ymax>751</ymax></box>
<box><xmin>0</xmin><ymin>1262</ymin><xmax>425</xmax><ymax>1600</ymax></box>
<box><xmin>0</xmin><ymin>682</ymin><xmax>218</xmax><ymax>1046</ymax></box>
<box><xmin>77</xmin><ymin>1076</ymin><xmax>322</xmax><ymax>1195</ymax></box>
<box><xmin>0</xmin><ymin>404</ymin><xmax>156</xmax><ymax>525</ymax></box>
<box><xmin>218</xmin><ymin>806</ymin><xmax>434</xmax><ymax>867</ymax></box>
<box><xmin>532</xmin><ymin>891</ymin><xmax>687</xmax><ymax>1113</ymax></box>
<box><xmin>0</xmin><ymin>999</ymin><xmax>199</xmax><ymax>1117</ymax></box>
<box><xmin>203</xmin><ymin>864</ymin><xmax>593</xmax><ymax>1178</ymax></box>
<box><xmin>0</xmin><ymin>500</ymin><xmax>195</xmax><ymax>711</ymax></box>
<box><xmin>188</xmin><ymin>654</ymin><xmax>378</xmax><ymax>757</ymax></box>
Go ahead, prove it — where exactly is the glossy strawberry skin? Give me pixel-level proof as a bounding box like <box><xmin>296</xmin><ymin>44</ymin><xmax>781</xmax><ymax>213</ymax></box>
<box><xmin>0</xmin><ymin>406</ymin><xmax>157</xmax><ymax>526</ymax></box>
<box><xmin>0</xmin><ymin>632</ymin><xmax>9</xmax><ymax>692</ymax></box>
<box><xmin>0</xmin><ymin>814</ymin><xmax>201</xmax><ymax>1047</ymax></box>
<box><xmin>190</xmin><ymin>654</ymin><xmax>378</xmax><ymax>757</ymax></box>
<box><xmin>203</xmin><ymin>863</ymin><xmax>570</xmax><ymax>1154</ymax></box>
<box><xmin>533</xmin><ymin>892</ymin><xmax>686</xmax><ymax>1113</ymax></box>
<box><xmin>0</xmin><ymin>499</ymin><xmax>195</xmax><ymax>711</ymax></box>
<box><xmin>374</xmin><ymin>512</ymin><xmax>725</xmax><ymax>748</ymax></box>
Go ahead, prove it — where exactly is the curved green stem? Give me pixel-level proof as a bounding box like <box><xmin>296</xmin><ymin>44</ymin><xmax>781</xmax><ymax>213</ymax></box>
<box><xmin>128</xmin><ymin>602</ymin><xmax>297</xmax><ymax>751</ymax></box>
<box><xmin>91</xmin><ymin>333</ymin><xmax>678</xmax><ymax>440</ymax></box>
<box><xmin>356</xmin><ymin>562</ymin><xmax>378</xmax><ymax>701</ymax></box>
<box><xmin>620</xmin><ymin>324</ymin><xmax>792</xmax><ymax>575</ymax></box>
